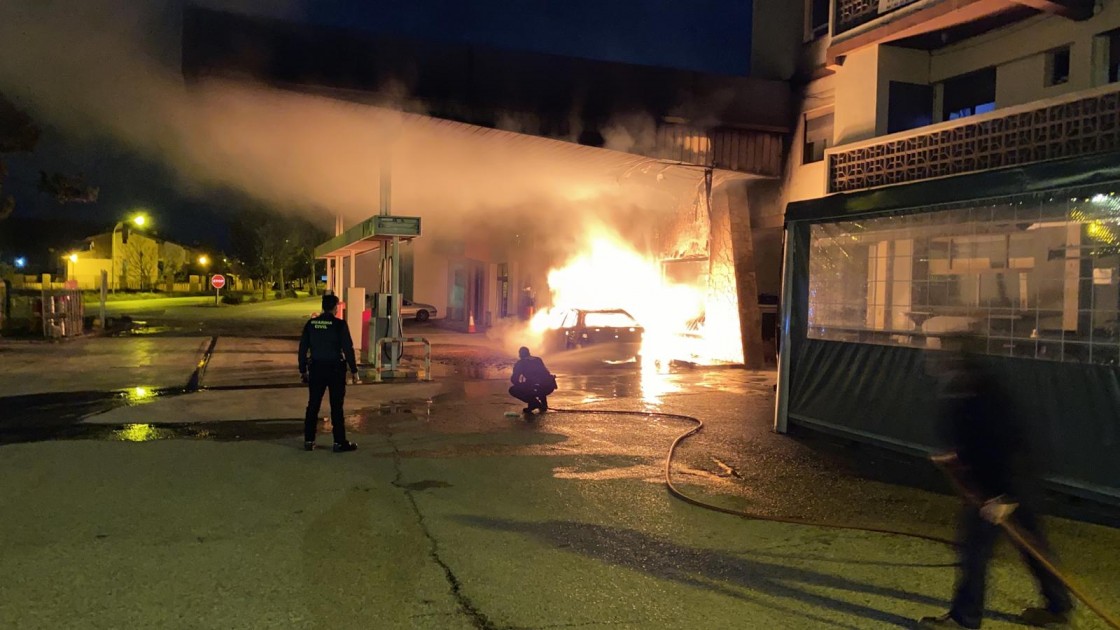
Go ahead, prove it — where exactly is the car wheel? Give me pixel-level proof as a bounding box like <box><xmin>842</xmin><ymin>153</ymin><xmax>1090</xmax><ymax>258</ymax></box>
<box><xmin>415</xmin><ymin>310</ymin><xmax>430</xmax><ymax>322</ymax></box>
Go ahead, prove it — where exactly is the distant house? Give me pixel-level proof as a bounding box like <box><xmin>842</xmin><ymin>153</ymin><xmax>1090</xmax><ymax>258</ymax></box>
<box><xmin>66</xmin><ymin>227</ymin><xmax>194</xmax><ymax>291</ymax></box>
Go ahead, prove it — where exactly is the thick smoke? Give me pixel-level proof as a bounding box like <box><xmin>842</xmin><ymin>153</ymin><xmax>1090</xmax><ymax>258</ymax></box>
<box><xmin>0</xmin><ymin>0</ymin><xmax>704</xmax><ymax>244</ymax></box>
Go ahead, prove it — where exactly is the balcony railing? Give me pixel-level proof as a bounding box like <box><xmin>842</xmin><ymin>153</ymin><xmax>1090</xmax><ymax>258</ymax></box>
<box><xmin>834</xmin><ymin>0</ymin><xmax>927</xmax><ymax>37</ymax></box>
<box><xmin>827</xmin><ymin>83</ymin><xmax>1120</xmax><ymax>194</ymax></box>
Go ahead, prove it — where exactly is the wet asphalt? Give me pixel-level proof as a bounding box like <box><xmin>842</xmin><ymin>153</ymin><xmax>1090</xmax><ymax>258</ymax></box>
<box><xmin>2</xmin><ymin>346</ymin><xmax>1119</xmax><ymax>629</ymax></box>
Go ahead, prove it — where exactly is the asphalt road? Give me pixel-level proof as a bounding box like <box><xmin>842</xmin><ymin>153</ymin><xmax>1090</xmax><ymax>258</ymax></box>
<box><xmin>1</xmin><ymin>339</ymin><xmax>1117</xmax><ymax>629</ymax></box>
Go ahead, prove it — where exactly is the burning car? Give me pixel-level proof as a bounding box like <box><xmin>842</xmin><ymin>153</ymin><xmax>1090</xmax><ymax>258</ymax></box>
<box><xmin>540</xmin><ymin>308</ymin><xmax>644</xmax><ymax>361</ymax></box>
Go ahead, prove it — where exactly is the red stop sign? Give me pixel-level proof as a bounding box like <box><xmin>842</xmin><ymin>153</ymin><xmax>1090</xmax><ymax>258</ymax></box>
<box><xmin>210</xmin><ymin>274</ymin><xmax>226</xmax><ymax>290</ymax></box>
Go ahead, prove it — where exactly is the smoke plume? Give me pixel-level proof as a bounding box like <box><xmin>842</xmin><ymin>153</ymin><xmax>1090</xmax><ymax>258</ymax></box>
<box><xmin>0</xmin><ymin>0</ymin><xmax>704</xmax><ymax>245</ymax></box>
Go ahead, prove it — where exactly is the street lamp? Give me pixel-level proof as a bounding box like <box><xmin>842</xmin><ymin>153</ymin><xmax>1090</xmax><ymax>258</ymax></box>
<box><xmin>13</xmin><ymin>257</ymin><xmax>26</xmax><ymax>269</ymax></box>
<box><xmin>111</xmin><ymin>212</ymin><xmax>152</xmax><ymax>293</ymax></box>
<box><xmin>68</xmin><ymin>253</ymin><xmax>79</xmax><ymax>263</ymax></box>
<box><xmin>198</xmin><ymin>255</ymin><xmax>209</xmax><ymax>267</ymax></box>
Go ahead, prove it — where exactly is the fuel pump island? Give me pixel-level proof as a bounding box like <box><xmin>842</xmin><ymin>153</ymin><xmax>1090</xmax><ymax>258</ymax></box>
<box><xmin>314</xmin><ymin>214</ymin><xmax>431</xmax><ymax>382</ymax></box>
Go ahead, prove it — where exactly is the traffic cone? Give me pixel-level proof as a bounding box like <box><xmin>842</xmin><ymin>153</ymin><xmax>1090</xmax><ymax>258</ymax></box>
<box><xmin>468</xmin><ymin>313</ymin><xmax>477</xmax><ymax>333</ymax></box>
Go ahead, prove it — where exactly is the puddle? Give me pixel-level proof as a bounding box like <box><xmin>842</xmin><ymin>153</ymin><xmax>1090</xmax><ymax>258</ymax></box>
<box><xmin>428</xmin><ymin>362</ymin><xmax>508</xmax><ymax>380</ymax></box>
<box><xmin>0</xmin><ymin>389</ymin><xmax>435</xmax><ymax>446</ymax></box>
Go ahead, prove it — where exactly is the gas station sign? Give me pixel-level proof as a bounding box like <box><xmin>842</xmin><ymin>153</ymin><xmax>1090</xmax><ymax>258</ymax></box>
<box><xmin>373</xmin><ymin>216</ymin><xmax>421</xmax><ymax>237</ymax></box>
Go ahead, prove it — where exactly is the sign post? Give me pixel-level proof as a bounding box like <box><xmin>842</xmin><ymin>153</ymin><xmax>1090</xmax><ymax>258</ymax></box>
<box><xmin>210</xmin><ymin>274</ymin><xmax>226</xmax><ymax>306</ymax></box>
<box><xmin>99</xmin><ymin>270</ymin><xmax>108</xmax><ymax>330</ymax></box>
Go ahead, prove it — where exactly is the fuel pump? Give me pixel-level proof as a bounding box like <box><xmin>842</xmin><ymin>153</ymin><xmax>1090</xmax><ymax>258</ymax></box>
<box><xmin>369</xmin><ymin>291</ymin><xmax>403</xmax><ymax>363</ymax></box>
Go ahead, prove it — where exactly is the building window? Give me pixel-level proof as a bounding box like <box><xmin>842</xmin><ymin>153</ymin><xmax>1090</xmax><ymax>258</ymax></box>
<box><xmin>1046</xmin><ymin>46</ymin><xmax>1071</xmax><ymax>87</ymax></box>
<box><xmin>887</xmin><ymin>81</ymin><xmax>933</xmax><ymax>134</ymax></box>
<box><xmin>942</xmin><ymin>67</ymin><xmax>996</xmax><ymax>121</ymax></box>
<box><xmin>808</xmin><ymin>0</ymin><xmax>830</xmax><ymax>40</ymax></box>
<box><xmin>1100</xmin><ymin>28</ymin><xmax>1120</xmax><ymax>84</ymax></box>
<box><xmin>803</xmin><ymin>111</ymin><xmax>834</xmax><ymax>165</ymax></box>
<box><xmin>807</xmin><ymin>188</ymin><xmax>1120</xmax><ymax>366</ymax></box>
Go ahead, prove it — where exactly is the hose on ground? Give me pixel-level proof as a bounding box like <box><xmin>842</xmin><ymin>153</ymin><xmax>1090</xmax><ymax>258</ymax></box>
<box><xmin>552</xmin><ymin>406</ymin><xmax>1120</xmax><ymax>629</ymax></box>
<box><xmin>933</xmin><ymin>455</ymin><xmax>1120</xmax><ymax>629</ymax></box>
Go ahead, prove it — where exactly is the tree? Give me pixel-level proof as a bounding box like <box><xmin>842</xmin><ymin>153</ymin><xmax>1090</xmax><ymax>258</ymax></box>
<box><xmin>229</xmin><ymin>207</ymin><xmax>326</xmax><ymax>300</ymax></box>
<box><xmin>0</xmin><ymin>91</ymin><xmax>98</xmax><ymax>222</ymax></box>
<box><xmin>120</xmin><ymin>230</ymin><xmax>159</xmax><ymax>291</ymax></box>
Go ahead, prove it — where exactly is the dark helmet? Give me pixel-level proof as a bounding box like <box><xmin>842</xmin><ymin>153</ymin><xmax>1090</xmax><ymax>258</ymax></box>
<box><xmin>518</xmin><ymin>346</ymin><xmax>530</xmax><ymax>359</ymax></box>
<box><xmin>322</xmin><ymin>294</ymin><xmax>340</xmax><ymax>312</ymax></box>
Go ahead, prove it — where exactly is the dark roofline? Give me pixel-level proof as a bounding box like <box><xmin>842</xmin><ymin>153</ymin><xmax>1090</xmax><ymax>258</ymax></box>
<box><xmin>181</xmin><ymin>5</ymin><xmax>793</xmax><ymax>135</ymax></box>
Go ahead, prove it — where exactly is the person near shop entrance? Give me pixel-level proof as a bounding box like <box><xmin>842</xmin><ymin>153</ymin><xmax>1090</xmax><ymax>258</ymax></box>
<box><xmin>920</xmin><ymin>336</ymin><xmax>1071</xmax><ymax>629</ymax></box>
<box><xmin>509</xmin><ymin>346</ymin><xmax>556</xmax><ymax>414</ymax></box>
<box><xmin>298</xmin><ymin>294</ymin><xmax>360</xmax><ymax>452</ymax></box>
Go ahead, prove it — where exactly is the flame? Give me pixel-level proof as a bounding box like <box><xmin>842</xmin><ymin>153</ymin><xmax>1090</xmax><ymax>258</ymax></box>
<box><xmin>530</xmin><ymin>227</ymin><xmax>744</xmax><ymax>368</ymax></box>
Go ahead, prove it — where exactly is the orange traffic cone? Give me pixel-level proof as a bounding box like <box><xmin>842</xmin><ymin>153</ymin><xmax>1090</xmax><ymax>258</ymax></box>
<box><xmin>468</xmin><ymin>313</ymin><xmax>477</xmax><ymax>333</ymax></box>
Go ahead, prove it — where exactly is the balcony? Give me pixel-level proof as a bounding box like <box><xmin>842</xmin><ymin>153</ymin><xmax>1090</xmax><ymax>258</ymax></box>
<box><xmin>827</xmin><ymin>83</ymin><xmax>1120</xmax><ymax>193</ymax></box>
<box><xmin>834</xmin><ymin>0</ymin><xmax>926</xmax><ymax>37</ymax></box>
<box><xmin>829</xmin><ymin>0</ymin><xmax>1093</xmax><ymax>64</ymax></box>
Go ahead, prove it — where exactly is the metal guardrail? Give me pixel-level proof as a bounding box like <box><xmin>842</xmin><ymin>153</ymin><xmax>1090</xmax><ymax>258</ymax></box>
<box><xmin>371</xmin><ymin>337</ymin><xmax>432</xmax><ymax>382</ymax></box>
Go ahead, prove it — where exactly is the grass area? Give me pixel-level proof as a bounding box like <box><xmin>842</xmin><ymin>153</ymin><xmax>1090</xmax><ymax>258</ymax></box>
<box><xmin>79</xmin><ymin>291</ymin><xmax>194</xmax><ymax>303</ymax></box>
<box><xmin>81</xmin><ymin>290</ymin><xmax>314</xmax><ymax>304</ymax></box>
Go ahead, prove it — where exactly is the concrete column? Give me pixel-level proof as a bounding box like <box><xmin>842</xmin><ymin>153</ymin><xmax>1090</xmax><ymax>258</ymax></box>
<box><xmin>722</xmin><ymin>179</ymin><xmax>766</xmax><ymax>369</ymax></box>
<box><xmin>1062</xmin><ymin>223</ymin><xmax>1082</xmax><ymax>332</ymax></box>
<box><xmin>867</xmin><ymin>242</ymin><xmax>890</xmax><ymax>330</ymax></box>
<box><xmin>349</xmin><ymin>251</ymin><xmax>356</xmax><ymax>287</ymax></box>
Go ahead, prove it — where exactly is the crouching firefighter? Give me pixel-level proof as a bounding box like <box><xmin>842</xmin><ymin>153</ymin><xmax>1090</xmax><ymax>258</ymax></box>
<box><xmin>509</xmin><ymin>346</ymin><xmax>556</xmax><ymax>415</ymax></box>
<box><xmin>298</xmin><ymin>294</ymin><xmax>360</xmax><ymax>453</ymax></box>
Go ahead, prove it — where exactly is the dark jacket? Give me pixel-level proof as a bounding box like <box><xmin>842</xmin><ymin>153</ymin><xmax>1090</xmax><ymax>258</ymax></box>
<box><xmin>298</xmin><ymin>314</ymin><xmax>357</xmax><ymax>374</ymax></box>
<box><xmin>937</xmin><ymin>354</ymin><xmax>1039</xmax><ymax>502</ymax></box>
<box><xmin>511</xmin><ymin>356</ymin><xmax>552</xmax><ymax>388</ymax></box>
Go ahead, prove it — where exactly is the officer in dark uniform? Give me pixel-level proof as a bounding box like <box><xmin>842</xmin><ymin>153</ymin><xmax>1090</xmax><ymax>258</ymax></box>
<box><xmin>509</xmin><ymin>346</ymin><xmax>556</xmax><ymax>414</ymax></box>
<box><xmin>298</xmin><ymin>294</ymin><xmax>359</xmax><ymax>453</ymax></box>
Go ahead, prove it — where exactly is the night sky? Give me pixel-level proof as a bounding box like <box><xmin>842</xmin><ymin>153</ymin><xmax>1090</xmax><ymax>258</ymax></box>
<box><xmin>297</xmin><ymin>0</ymin><xmax>754</xmax><ymax>76</ymax></box>
<box><xmin>3</xmin><ymin>0</ymin><xmax>755</xmax><ymax>259</ymax></box>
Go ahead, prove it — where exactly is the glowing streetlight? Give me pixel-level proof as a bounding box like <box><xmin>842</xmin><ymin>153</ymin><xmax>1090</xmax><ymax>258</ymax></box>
<box><xmin>13</xmin><ymin>257</ymin><xmax>26</xmax><ymax>269</ymax></box>
<box><xmin>198</xmin><ymin>255</ymin><xmax>209</xmax><ymax>267</ymax></box>
<box><xmin>109</xmin><ymin>212</ymin><xmax>151</xmax><ymax>293</ymax></box>
<box><xmin>68</xmin><ymin>253</ymin><xmax>79</xmax><ymax>263</ymax></box>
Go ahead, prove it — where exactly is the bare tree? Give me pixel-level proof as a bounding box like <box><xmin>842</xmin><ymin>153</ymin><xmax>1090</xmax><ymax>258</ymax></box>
<box><xmin>121</xmin><ymin>232</ymin><xmax>158</xmax><ymax>290</ymax></box>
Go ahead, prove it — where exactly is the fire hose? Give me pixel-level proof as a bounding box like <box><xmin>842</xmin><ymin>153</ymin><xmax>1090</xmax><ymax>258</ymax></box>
<box><xmin>552</xmin><ymin>406</ymin><xmax>1120</xmax><ymax>629</ymax></box>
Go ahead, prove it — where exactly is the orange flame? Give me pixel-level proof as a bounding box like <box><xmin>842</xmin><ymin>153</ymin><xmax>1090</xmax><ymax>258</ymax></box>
<box><xmin>531</xmin><ymin>227</ymin><xmax>743</xmax><ymax>368</ymax></box>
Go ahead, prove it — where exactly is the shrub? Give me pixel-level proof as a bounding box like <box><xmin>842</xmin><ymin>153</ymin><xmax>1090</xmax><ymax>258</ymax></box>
<box><xmin>221</xmin><ymin>293</ymin><xmax>243</xmax><ymax>305</ymax></box>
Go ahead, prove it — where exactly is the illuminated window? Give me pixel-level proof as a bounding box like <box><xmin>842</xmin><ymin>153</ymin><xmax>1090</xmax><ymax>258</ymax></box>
<box><xmin>807</xmin><ymin>187</ymin><xmax>1120</xmax><ymax>365</ymax></box>
<box><xmin>1097</xmin><ymin>28</ymin><xmax>1120</xmax><ymax>84</ymax></box>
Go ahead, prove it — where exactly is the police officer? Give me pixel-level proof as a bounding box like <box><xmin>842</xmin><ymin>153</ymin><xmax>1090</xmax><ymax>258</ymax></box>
<box><xmin>298</xmin><ymin>294</ymin><xmax>359</xmax><ymax>452</ymax></box>
<box><xmin>509</xmin><ymin>346</ymin><xmax>556</xmax><ymax>414</ymax></box>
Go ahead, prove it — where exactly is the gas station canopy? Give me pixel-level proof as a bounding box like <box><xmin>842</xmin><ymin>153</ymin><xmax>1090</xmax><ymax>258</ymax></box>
<box><xmin>314</xmin><ymin>216</ymin><xmax>422</xmax><ymax>259</ymax></box>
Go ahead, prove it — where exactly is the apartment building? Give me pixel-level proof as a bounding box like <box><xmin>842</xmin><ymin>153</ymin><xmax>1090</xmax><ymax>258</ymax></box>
<box><xmin>775</xmin><ymin>0</ymin><xmax>1119</xmax><ymax>502</ymax></box>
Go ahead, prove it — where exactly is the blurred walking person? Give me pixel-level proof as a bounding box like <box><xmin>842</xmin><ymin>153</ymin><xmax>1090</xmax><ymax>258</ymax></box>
<box><xmin>920</xmin><ymin>335</ymin><xmax>1071</xmax><ymax>628</ymax></box>
<box><xmin>298</xmin><ymin>294</ymin><xmax>360</xmax><ymax>453</ymax></box>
